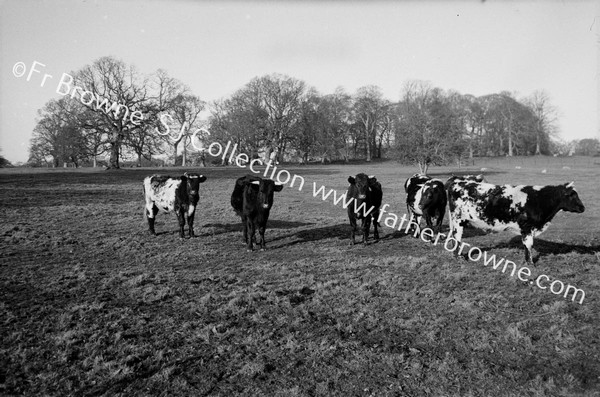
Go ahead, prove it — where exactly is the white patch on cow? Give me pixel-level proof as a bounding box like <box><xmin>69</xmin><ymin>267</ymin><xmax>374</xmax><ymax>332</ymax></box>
<box><xmin>411</xmin><ymin>187</ymin><xmax>424</xmax><ymax>215</ymax></box>
<box><xmin>144</xmin><ymin>176</ymin><xmax>182</xmax><ymax>216</ymax></box>
<box><xmin>502</xmin><ymin>185</ymin><xmax>528</xmax><ymax>211</ymax></box>
<box><xmin>251</xmin><ymin>181</ymin><xmax>260</xmax><ymax>185</ymax></box>
<box><xmin>475</xmin><ymin>183</ymin><xmax>494</xmax><ymax>195</ymax></box>
<box><xmin>532</xmin><ymin>185</ymin><xmax>544</xmax><ymax>191</ymax></box>
<box><xmin>523</xmin><ymin>234</ymin><xmax>534</xmax><ymax>249</ymax></box>
<box><xmin>532</xmin><ymin>222</ymin><xmax>551</xmax><ymax>237</ymax></box>
<box><xmin>187</xmin><ymin>204</ymin><xmax>195</xmax><ymax>217</ymax></box>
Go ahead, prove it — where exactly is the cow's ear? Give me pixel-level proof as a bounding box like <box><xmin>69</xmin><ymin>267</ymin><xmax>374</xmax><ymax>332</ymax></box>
<box><xmin>348</xmin><ymin>176</ymin><xmax>356</xmax><ymax>184</ymax></box>
<box><xmin>198</xmin><ymin>175</ymin><xmax>207</xmax><ymax>183</ymax></box>
<box><xmin>274</xmin><ymin>183</ymin><xmax>283</xmax><ymax>192</ymax></box>
<box><xmin>565</xmin><ymin>181</ymin><xmax>575</xmax><ymax>188</ymax></box>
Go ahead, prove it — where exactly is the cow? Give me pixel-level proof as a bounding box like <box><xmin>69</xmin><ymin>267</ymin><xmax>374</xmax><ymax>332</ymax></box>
<box><xmin>447</xmin><ymin>180</ymin><xmax>585</xmax><ymax>264</ymax></box>
<box><xmin>143</xmin><ymin>172</ymin><xmax>207</xmax><ymax>238</ymax></box>
<box><xmin>347</xmin><ymin>173</ymin><xmax>382</xmax><ymax>245</ymax></box>
<box><xmin>404</xmin><ymin>174</ymin><xmax>446</xmax><ymax>236</ymax></box>
<box><xmin>231</xmin><ymin>175</ymin><xmax>283</xmax><ymax>251</ymax></box>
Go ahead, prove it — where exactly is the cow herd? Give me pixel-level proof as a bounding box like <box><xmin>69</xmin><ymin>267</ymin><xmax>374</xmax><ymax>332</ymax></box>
<box><xmin>404</xmin><ymin>173</ymin><xmax>585</xmax><ymax>264</ymax></box>
<box><xmin>142</xmin><ymin>171</ymin><xmax>585</xmax><ymax>262</ymax></box>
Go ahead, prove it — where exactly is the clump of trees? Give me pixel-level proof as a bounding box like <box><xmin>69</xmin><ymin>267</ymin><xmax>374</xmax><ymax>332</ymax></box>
<box><xmin>30</xmin><ymin>57</ymin><xmax>594</xmax><ymax>170</ymax></box>
<box><xmin>28</xmin><ymin>57</ymin><xmax>203</xmax><ymax>169</ymax></box>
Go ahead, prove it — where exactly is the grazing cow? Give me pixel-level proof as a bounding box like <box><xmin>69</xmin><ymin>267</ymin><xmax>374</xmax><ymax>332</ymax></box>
<box><xmin>143</xmin><ymin>172</ymin><xmax>207</xmax><ymax>238</ymax></box>
<box><xmin>404</xmin><ymin>174</ymin><xmax>447</xmax><ymax>235</ymax></box>
<box><xmin>447</xmin><ymin>180</ymin><xmax>585</xmax><ymax>263</ymax></box>
<box><xmin>347</xmin><ymin>173</ymin><xmax>382</xmax><ymax>245</ymax></box>
<box><xmin>231</xmin><ymin>175</ymin><xmax>283</xmax><ymax>251</ymax></box>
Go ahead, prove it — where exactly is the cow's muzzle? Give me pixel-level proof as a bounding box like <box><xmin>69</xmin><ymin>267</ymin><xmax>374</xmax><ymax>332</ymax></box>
<box><xmin>358</xmin><ymin>194</ymin><xmax>367</xmax><ymax>199</ymax></box>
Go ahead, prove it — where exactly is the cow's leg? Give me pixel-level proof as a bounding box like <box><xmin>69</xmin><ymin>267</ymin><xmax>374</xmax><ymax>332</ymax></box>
<box><xmin>435</xmin><ymin>208</ymin><xmax>445</xmax><ymax>235</ymax></box>
<box><xmin>423</xmin><ymin>212</ymin><xmax>434</xmax><ymax>241</ymax></box>
<box><xmin>447</xmin><ymin>211</ymin><xmax>455</xmax><ymax>237</ymax></box>
<box><xmin>187</xmin><ymin>210</ymin><xmax>196</xmax><ymax>237</ymax></box>
<box><xmin>373</xmin><ymin>210</ymin><xmax>380</xmax><ymax>241</ymax></box>
<box><xmin>241</xmin><ymin>215</ymin><xmax>248</xmax><ymax>244</ymax></box>
<box><xmin>349</xmin><ymin>215</ymin><xmax>357</xmax><ymax>245</ymax></box>
<box><xmin>146</xmin><ymin>204</ymin><xmax>159</xmax><ymax>235</ymax></box>
<box><xmin>452</xmin><ymin>223</ymin><xmax>465</xmax><ymax>258</ymax></box>
<box><xmin>413</xmin><ymin>214</ymin><xmax>422</xmax><ymax>237</ymax></box>
<box><xmin>522</xmin><ymin>233</ymin><xmax>534</xmax><ymax>264</ymax></box>
<box><xmin>362</xmin><ymin>217</ymin><xmax>371</xmax><ymax>245</ymax></box>
<box><xmin>176</xmin><ymin>210</ymin><xmax>185</xmax><ymax>238</ymax></box>
<box><xmin>246</xmin><ymin>219</ymin><xmax>256</xmax><ymax>251</ymax></box>
<box><xmin>258</xmin><ymin>222</ymin><xmax>267</xmax><ymax>251</ymax></box>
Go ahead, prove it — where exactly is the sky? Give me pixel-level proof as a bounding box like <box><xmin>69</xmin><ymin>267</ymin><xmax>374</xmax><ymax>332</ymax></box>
<box><xmin>0</xmin><ymin>0</ymin><xmax>598</xmax><ymax>163</ymax></box>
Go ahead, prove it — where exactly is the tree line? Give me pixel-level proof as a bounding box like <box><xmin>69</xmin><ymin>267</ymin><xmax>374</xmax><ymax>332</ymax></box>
<box><xmin>27</xmin><ymin>56</ymin><xmax>599</xmax><ymax>171</ymax></box>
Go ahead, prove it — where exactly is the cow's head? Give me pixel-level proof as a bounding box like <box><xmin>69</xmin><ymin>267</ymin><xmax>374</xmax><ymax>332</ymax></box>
<box><xmin>183</xmin><ymin>172</ymin><xmax>207</xmax><ymax>201</ymax></box>
<box><xmin>419</xmin><ymin>181</ymin><xmax>444</xmax><ymax>211</ymax></box>
<box><xmin>560</xmin><ymin>182</ymin><xmax>585</xmax><ymax>213</ymax></box>
<box><xmin>348</xmin><ymin>173</ymin><xmax>377</xmax><ymax>219</ymax></box>
<box><xmin>250</xmin><ymin>178</ymin><xmax>283</xmax><ymax>209</ymax></box>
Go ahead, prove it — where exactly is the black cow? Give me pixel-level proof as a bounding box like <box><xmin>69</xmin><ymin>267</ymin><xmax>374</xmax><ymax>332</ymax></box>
<box><xmin>447</xmin><ymin>180</ymin><xmax>585</xmax><ymax>263</ymax></box>
<box><xmin>143</xmin><ymin>172</ymin><xmax>207</xmax><ymax>238</ymax></box>
<box><xmin>418</xmin><ymin>179</ymin><xmax>447</xmax><ymax>235</ymax></box>
<box><xmin>231</xmin><ymin>175</ymin><xmax>283</xmax><ymax>251</ymax></box>
<box><xmin>347</xmin><ymin>173</ymin><xmax>383</xmax><ymax>245</ymax></box>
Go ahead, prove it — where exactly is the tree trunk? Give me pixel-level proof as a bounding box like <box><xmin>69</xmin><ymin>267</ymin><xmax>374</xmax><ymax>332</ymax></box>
<box><xmin>108</xmin><ymin>141</ymin><xmax>120</xmax><ymax>169</ymax></box>
<box><xmin>365</xmin><ymin>128</ymin><xmax>372</xmax><ymax>162</ymax></box>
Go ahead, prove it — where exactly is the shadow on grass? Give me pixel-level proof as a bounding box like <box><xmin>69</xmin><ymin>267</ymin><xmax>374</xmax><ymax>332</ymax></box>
<box><xmin>269</xmin><ymin>222</ymin><xmax>412</xmax><ymax>249</ymax></box>
<box><xmin>203</xmin><ymin>220</ymin><xmax>314</xmax><ymax>236</ymax></box>
<box><xmin>486</xmin><ymin>236</ymin><xmax>600</xmax><ymax>259</ymax></box>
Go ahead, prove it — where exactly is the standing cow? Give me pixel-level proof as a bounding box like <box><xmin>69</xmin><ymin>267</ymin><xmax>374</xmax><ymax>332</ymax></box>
<box><xmin>143</xmin><ymin>172</ymin><xmax>207</xmax><ymax>238</ymax></box>
<box><xmin>404</xmin><ymin>173</ymin><xmax>447</xmax><ymax>235</ymax></box>
<box><xmin>231</xmin><ymin>175</ymin><xmax>283</xmax><ymax>251</ymax></box>
<box><xmin>347</xmin><ymin>173</ymin><xmax>382</xmax><ymax>245</ymax></box>
<box><xmin>447</xmin><ymin>179</ymin><xmax>585</xmax><ymax>263</ymax></box>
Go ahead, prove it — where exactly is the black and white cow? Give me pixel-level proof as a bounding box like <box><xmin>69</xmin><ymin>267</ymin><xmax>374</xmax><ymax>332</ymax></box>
<box><xmin>143</xmin><ymin>172</ymin><xmax>207</xmax><ymax>238</ymax></box>
<box><xmin>404</xmin><ymin>173</ymin><xmax>447</xmax><ymax>235</ymax></box>
<box><xmin>231</xmin><ymin>175</ymin><xmax>283</xmax><ymax>251</ymax></box>
<box><xmin>447</xmin><ymin>180</ymin><xmax>585</xmax><ymax>263</ymax></box>
<box><xmin>347</xmin><ymin>173</ymin><xmax>383</xmax><ymax>245</ymax></box>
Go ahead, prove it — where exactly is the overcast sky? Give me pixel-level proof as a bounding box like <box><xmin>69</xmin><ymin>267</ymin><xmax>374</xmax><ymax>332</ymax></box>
<box><xmin>0</xmin><ymin>0</ymin><xmax>598</xmax><ymax>163</ymax></box>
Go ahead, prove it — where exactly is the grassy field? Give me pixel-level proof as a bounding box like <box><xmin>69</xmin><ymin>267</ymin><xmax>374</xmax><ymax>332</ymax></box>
<box><xmin>1</xmin><ymin>158</ymin><xmax>600</xmax><ymax>396</ymax></box>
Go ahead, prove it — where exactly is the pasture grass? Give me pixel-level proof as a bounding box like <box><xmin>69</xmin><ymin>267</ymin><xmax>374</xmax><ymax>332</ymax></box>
<box><xmin>1</xmin><ymin>157</ymin><xmax>600</xmax><ymax>396</ymax></box>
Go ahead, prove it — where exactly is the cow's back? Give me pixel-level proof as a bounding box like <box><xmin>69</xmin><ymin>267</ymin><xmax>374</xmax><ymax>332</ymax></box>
<box><xmin>144</xmin><ymin>175</ymin><xmax>181</xmax><ymax>212</ymax></box>
<box><xmin>448</xmin><ymin>181</ymin><xmax>526</xmax><ymax>233</ymax></box>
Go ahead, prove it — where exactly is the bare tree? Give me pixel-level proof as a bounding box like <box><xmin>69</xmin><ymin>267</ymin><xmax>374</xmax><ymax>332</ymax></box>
<box><xmin>524</xmin><ymin>90</ymin><xmax>559</xmax><ymax>155</ymax></box>
<box><xmin>353</xmin><ymin>85</ymin><xmax>389</xmax><ymax>162</ymax></box>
